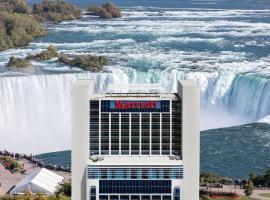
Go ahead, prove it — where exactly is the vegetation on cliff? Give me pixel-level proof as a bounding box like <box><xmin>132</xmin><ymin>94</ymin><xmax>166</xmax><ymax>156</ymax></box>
<box><xmin>27</xmin><ymin>45</ymin><xmax>59</xmax><ymax>60</ymax></box>
<box><xmin>88</xmin><ymin>2</ymin><xmax>122</xmax><ymax>19</ymax></box>
<box><xmin>7</xmin><ymin>45</ymin><xmax>107</xmax><ymax>71</ymax></box>
<box><xmin>33</xmin><ymin>0</ymin><xmax>81</xmax><ymax>23</ymax></box>
<box><xmin>0</xmin><ymin>12</ymin><xmax>47</xmax><ymax>51</ymax></box>
<box><xmin>0</xmin><ymin>0</ymin><xmax>30</xmax><ymax>14</ymax></box>
<box><xmin>249</xmin><ymin>169</ymin><xmax>270</xmax><ymax>187</ymax></box>
<box><xmin>59</xmin><ymin>54</ymin><xmax>107</xmax><ymax>72</ymax></box>
<box><xmin>0</xmin><ymin>0</ymin><xmax>82</xmax><ymax>51</ymax></box>
<box><xmin>8</xmin><ymin>56</ymin><xmax>31</xmax><ymax>68</ymax></box>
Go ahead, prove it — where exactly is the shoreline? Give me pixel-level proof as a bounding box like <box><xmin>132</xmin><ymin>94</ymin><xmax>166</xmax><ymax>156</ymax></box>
<box><xmin>0</xmin><ymin>150</ymin><xmax>71</xmax><ymax>173</ymax></box>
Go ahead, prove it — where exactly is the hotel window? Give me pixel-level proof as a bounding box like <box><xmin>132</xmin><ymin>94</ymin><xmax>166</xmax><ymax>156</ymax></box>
<box><xmin>90</xmin><ymin>186</ymin><xmax>96</xmax><ymax>200</ymax></box>
<box><xmin>162</xmin><ymin>113</ymin><xmax>170</xmax><ymax>155</ymax></box>
<box><xmin>131</xmin><ymin>196</ymin><xmax>140</xmax><ymax>200</ymax></box>
<box><xmin>88</xmin><ymin>167</ymin><xmax>183</xmax><ymax>180</ymax></box>
<box><xmin>111</xmin><ymin>196</ymin><xmax>119</xmax><ymax>200</ymax></box>
<box><xmin>111</xmin><ymin>114</ymin><xmax>120</xmax><ymax>155</ymax></box>
<box><xmin>131</xmin><ymin>114</ymin><xmax>140</xmax><ymax>155</ymax></box>
<box><xmin>172</xmin><ymin>101</ymin><xmax>181</xmax><ymax>157</ymax></box>
<box><xmin>141</xmin><ymin>196</ymin><xmax>150</xmax><ymax>200</ymax></box>
<box><xmin>173</xmin><ymin>187</ymin><xmax>180</xmax><ymax>200</ymax></box>
<box><xmin>163</xmin><ymin>196</ymin><xmax>171</xmax><ymax>200</ymax></box>
<box><xmin>152</xmin><ymin>113</ymin><xmax>160</xmax><ymax>155</ymax></box>
<box><xmin>90</xmin><ymin>101</ymin><xmax>99</xmax><ymax>155</ymax></box>
<box><xmin>100</xmin><ymin>195</ymin><xmax>108</xmax><ymax>200</ymax></box>
<box><xmin>121</xmin><ymin>114</ymin><xmax>130</xmax><ymax>155</ymax></box>
<box><xmin>101</xmin><ymin>113</ymin><xmax>109</xmax><ymax>155</ymax></box>
<box><xmin>120</xmin><ymin>196</ymin><xmax>129</xmax><ymax>200</ymax></box>
<box><xmin>152</xmin><ymin>196</ymin><xmax>161</xmax><ymax>200</ymax></box>
<box><xmin>141</xmin><ymin>114</ymin><xmax>150</xmax><ymax>155</ymax></box>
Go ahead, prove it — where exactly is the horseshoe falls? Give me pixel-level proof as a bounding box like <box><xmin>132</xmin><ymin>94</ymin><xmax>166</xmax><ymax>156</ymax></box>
<box><xmin>0</xmin><ymin>4</ymin><xmax>270</xmax><ymax>154</ymax></box>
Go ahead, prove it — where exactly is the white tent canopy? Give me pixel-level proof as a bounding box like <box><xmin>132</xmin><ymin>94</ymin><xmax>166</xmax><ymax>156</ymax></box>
<box><xmin>10</xmin><ymin>168</ymin><xmax>64</xmax><ymax>195</ymax></box>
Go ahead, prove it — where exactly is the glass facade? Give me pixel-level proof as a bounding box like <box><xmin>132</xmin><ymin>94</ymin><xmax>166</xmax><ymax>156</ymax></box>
<box><xmin>89</xmin><ymin>99</ymin><xmax>181</xmax><ymax>157</ymax></box>
<box><xmin>151</xmin><ymin>113</ymin><xmax>160</xmax><ymax>155</ymax></box>
<box><xmin>87</xmin><ymin>166</ymin><xmax>183</xmax><ymax>179</ymax></box>
<box><xmin>121</xmin><ymin>114</ymin><xmax>129</xmax><ymax>155</ymax></box>
<box><xmin>90</xmin><ymin>101</ymin><xmax>99</xmax><ymax>155</ymax></box>
<box><xmin>99</xmin><ymin>180</ymin><xmax>171</xmax><ymax>194</ymax></box>
<box><xmin>101</xmin><ymin>113</ymin><xmax>109</xmax><ymax>155</ymax></box>
<box><xmin>89</xmin><ymin>98</ymin><xmax>182</xmax><ymax>200</ymax></box>
<box><xmin>100</xmin><ymin>195</ymin><xmax>172</xmax><ymax>200</ymax></box>
<box><xmin>131</xmin><ymin>114</ymin><xmax>140</xmax><ymax>155</ymax></box>
<box><xmin>172</xmin><ymin>101</ymin><xmax>181</xmax><ymax>157</ymax></box>
<box><xmin>90</xmin><ymin>186</ymin><xmax>96</xmax><ymax>200</ymax></box>
<box><xmin>141</xmin><ymin>114</ymin><xmax>150</xmax><ymax>155</ymax></box>
<box><xmin>111</xmin><ymin>114</ymin><xmax>120</xmax><ymax>155</ymax></box>
<box><xmin>162</xmin><ymin>113</ymin><xmax>170</xmax><ymax>155</ymax></box>
<box><xmin>173</xmin><ymin>187</ymin><xmax>180</xmax><ymax>200</ymax></box>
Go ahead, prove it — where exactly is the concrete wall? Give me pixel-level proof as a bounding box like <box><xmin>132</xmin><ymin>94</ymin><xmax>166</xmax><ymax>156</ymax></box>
<box><xmin>178</xmin><ymin>80</ymin><xmax>200</xmax><ymax>200</ymax></box>
<box><xmin>71</xmin><ymin>80</ymin><xmax>93</xmax><ymax>200</ymax></box>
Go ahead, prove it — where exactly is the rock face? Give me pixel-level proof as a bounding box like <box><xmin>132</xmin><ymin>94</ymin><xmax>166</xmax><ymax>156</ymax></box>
<box><xmin>32</xmin><ymin>0</ymin><xmax>82</xmax><ymax>23</ymax></box>
<box><xmin>0</xmin><ymin>12</ymin><xmax>48</xmax><ymax>51</ymax></box>
<box><xmin>88</xmin><ymin>2</ymin><xmax>122</xmax><ymax>19</ymax></box>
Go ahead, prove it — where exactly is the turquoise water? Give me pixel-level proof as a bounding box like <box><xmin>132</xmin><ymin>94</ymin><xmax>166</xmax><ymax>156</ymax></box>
<box><xmin>36</xmin><ymin>123</ymin><xmax>270</xmax><ymax>178</ymax></box>
<box><xmin>201</xmin><ymin>123</ymin><xmax>270</xmax><ymax>178</ymax></box>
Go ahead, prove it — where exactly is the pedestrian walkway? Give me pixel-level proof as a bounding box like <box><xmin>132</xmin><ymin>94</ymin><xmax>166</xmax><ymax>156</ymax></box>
<box><xmin>0</xmin><ymin>158</ymin><xmax>70</xmax><ymax>196</ymax></box>
<box><xmin>201</xmin><ymin>185</ymin><xmax>270</xmax><ymax>200</ymax></box>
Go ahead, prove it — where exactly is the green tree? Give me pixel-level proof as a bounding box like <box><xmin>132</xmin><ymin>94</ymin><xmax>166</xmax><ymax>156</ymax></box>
<box><xmin>35</xmin><ymin>193</ymin><xmax>47</xmax><ymax>200</ymax></box>
<box><xmin>23</xmin><ymin>190</ymin><xmax>34</xmax><ymax>200</ymax></box>
<box><xmin>0</xmin><ymin>12</ymin><xmax>47</xmax><ymax>51</ymax></box>
<box><xmin>244</xmin><ymin>181</ymin><xmax>254</xmax><ymax>196</ymax></box>
<box><xmin>249</xmin><ymin>172</ymin><xmax>257</xmax><ymax>181</ymax></box>
<box><xmin>263</xmin><ymin>169</ymin><xmax>270</xmax><ymax>186</ymax></box>
<box><xmin>58</xmin><ymin>182</ymin><xmax>71</xmax><ymax>197</ymax></box>
<box><xmin>33</xmin><ymin>0</ymin><xmax>81</xmax><ymax>23</ymax></box>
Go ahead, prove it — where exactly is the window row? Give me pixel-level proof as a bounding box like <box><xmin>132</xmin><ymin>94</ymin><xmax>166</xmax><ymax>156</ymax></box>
<box><xmin>98</xmin><ymin>195</ymin><xmax>173</xmax><ymax>200</ymax></box>
<box><xmin>87</xmin><ymin>167</ymin><xmax>183</xmax><ymax>179</ymax></box>
<box><xmin>90</xmin><ymin>115</ymin><xmax>180</xmax><ymax>156</ymax></box>
<box><xmin>99</xmin><ymin>180</ymin><xmax>171</xmax><ymax>194</ymax></box>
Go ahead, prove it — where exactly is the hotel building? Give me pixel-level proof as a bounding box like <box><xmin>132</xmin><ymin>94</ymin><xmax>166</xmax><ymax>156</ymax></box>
<box><xmin>71</xmin><ymin>81</ymin><xmax>200</xmax><ymax>200</ymax></box>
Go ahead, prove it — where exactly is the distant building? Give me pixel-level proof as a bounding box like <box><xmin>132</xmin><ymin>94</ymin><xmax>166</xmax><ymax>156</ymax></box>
<box><xmin>72</xmin><ymin>81</ymin><xmax>200</xmax><ymax>200</ymax></box>
<box><xmin>10</xmin><ymin>168</ymin><xmax>64</xmax><ymax>195</ymax></box>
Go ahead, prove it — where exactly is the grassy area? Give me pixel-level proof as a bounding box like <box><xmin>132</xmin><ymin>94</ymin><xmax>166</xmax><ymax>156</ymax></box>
<box><xmin>259</xmin><ymin>193</ymin><xmax>270</xmax><ymax>197</ymax></box>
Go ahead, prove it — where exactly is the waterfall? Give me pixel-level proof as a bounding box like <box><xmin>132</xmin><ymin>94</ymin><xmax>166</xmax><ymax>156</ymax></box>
<box><xmin>222</xmin><ymin>73</ymin><xmax>270</xmax><ymax>120</ymax></box>
<box><xmin>0</xmin><ymin>70</ymin><xmax>269</xmax><ymax>153</ymax></box>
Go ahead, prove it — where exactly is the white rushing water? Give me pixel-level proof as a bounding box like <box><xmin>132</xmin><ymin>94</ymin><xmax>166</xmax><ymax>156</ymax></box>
<box><xmin>0</xmin><ymin>70</ymin><xmax>269</xmax><ymax>154</ymax></box>
<box><xmin>0</xmin><ymin>8</ymin><xmax>270</xmax><ymax>153</ymax></box>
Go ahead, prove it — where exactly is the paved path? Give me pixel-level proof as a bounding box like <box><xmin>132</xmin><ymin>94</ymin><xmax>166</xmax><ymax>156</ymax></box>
<box><xmin>0</xmin><ymin>158</ymin><xmax>71</xmax><ymax>195</ymax></box>
<box><xmin>201</xmin><ymin>185</ymin><xmax>270</xmax><ymax>200</ymax></box>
